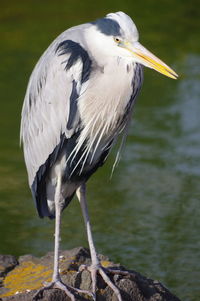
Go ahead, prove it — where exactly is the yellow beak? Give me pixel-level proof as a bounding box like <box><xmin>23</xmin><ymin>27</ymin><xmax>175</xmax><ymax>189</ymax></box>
<box><xmin>125</xmin><ymin>42</ymin><xmax>178</xmax><ymax>79</ymax></box>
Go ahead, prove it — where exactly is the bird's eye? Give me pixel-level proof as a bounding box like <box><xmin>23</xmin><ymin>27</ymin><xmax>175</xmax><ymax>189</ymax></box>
<box><xmin>114</xmin><ymin>37</ymin><xmax>121</xmax><ymax>44</ymax></box>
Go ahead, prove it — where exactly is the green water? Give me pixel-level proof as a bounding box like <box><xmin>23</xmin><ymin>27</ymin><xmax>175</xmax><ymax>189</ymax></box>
<box><xmin>0</xmin><ymin>1</ymin><xmax>199</xmax><ymax>300</ymax></box>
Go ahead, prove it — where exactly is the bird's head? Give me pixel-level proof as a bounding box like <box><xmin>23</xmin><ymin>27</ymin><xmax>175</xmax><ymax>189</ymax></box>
<box><xmin>86</xmin><ymin>11</ymin><xmax>178</xmax><ymax>79</ymax></box>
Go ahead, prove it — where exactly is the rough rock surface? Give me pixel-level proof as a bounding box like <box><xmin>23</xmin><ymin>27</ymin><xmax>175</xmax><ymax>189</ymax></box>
<box><xmin>0</xmin><ymin>247</ymin><xmax>181</xmax><ymax>301</ymax></box>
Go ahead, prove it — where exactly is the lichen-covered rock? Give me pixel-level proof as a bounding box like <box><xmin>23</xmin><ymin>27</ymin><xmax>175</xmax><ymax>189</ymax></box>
<box><xmin>0</xmin><ymin>247</ymin><xmax>181</xmax><ymax>301</ymax></box>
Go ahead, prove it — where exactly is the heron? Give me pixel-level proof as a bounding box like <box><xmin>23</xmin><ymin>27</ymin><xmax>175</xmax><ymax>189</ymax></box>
<box><xmin>20</xmin><ymin>11</ymin><xmax>178</xmax><ymax>301</ymax></box>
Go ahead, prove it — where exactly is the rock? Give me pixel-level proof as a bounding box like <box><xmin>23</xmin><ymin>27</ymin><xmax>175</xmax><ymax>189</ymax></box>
<box><xmin>0</xmin><ymin>247</ymin><xmax>181</xmax><ymax>301</ymax></box>
<box><xmin>0</xmin><ymin>255</ymin><xmax>18</xmax><ymax>278</ymax></box>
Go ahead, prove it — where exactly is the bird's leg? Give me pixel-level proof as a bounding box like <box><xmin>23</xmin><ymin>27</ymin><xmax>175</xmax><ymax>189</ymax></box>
<box><xmin>33</xmin><ymin>171</ymin><xmax>74</xmax><ymax>300</ymax></box>
<box><xmin>52</xmin><ymin>169</ymin><xmax>63</xmax><ymax>282</ymax></box>
<box><xmin>77</xmin><ymin>184</ymin><xmax>98</xmax><ymax>293</ymax></box>
<box><xmin>76</xmin><ymin>184</ymin><xmax>122</xmax><ymax>301</ymax></box>
<box><xmin>33</xmin><ymin>173</ymin><xmax>92</xmax><ymax>301</ymax></box>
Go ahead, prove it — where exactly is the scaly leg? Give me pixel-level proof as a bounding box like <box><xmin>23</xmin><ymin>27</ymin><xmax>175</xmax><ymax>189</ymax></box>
<box><xmin>33</xmin><ymin>172</ymin><xmax>92</xmax><ymax>301</ymax></box>
<box><xmin>76</xmin><ymin>184</ymin><xmax>122</xmax><ymax>301</ymax></box>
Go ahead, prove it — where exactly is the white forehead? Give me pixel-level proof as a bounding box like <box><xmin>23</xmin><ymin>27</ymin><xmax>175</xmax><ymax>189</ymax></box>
<box><xmin>106</xmin><ymin>11</ymin><xmax>139</xmax><ymax>41</ymax></box>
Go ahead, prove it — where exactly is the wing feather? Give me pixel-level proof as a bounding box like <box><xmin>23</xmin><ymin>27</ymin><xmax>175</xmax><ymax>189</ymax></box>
<box><xmin>20</xmin><ymin>29</ymin><xmax>91</xmax><ymax>187</ymax></box>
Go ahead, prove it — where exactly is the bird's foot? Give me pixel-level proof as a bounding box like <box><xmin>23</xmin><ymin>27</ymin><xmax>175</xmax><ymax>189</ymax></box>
<box><xmin>32</xmin><ymin>278</ymin><xmax>94</xmax><ymax>301</ymax></box>
<box><xmin>79</xmin><ymin>263</ymin><xmax>122</xmax><ymax>301</ymax></box>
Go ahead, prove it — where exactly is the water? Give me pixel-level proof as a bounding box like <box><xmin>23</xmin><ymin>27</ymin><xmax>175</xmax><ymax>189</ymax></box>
<box><xmin>0</xmin><ymin>1</ymin><xmax>199</xmax><ymax>300</ymax></box>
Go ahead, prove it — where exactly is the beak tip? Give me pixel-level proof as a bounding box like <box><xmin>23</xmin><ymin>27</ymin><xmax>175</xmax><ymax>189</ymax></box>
<box><xmin>171</xmin><ymin>71</ymin><xmax>179</xmax><ymax>80</ymax></box>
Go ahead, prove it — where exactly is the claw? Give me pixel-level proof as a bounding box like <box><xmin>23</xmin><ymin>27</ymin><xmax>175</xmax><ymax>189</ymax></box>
<box><xmin>33</xmin><ymin>281</ymin><xmax>75</xmax><ymax>301</ymax></box>
<box><xmin>80</xmin><ymin>264</ymin><xmax>122</xmax><ymax>301</ymax></box>
<box><xmin>32</xmin><ymin>280</ymin><xmax>93</xmax><ymax>301</ymax></box>
<box><xmin>99</xmin><ymin>268</ymin><xmax>122</xmax><ymax>301</ymax></box>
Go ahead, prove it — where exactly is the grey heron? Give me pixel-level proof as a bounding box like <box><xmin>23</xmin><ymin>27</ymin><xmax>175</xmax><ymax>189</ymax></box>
<box><xmin>20</xmin><ymin>11</ymin><xmax>178</xmax><ymax>301</ymax></box>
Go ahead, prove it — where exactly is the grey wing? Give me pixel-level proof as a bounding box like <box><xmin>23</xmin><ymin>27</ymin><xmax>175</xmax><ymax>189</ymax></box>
<box><xmin>20</xmin><ymin>30</ymin><xmax>90</xmax><ymax>187</ymax></box>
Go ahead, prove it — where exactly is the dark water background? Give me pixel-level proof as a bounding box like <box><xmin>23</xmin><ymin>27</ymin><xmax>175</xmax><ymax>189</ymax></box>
<box><xmin>0</xmin><ymin>1</ymin><xmax>200</xmax><ymax>300</ymax></box>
